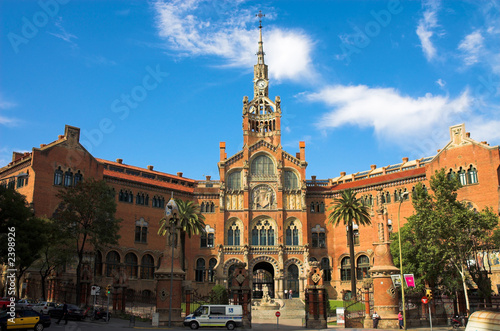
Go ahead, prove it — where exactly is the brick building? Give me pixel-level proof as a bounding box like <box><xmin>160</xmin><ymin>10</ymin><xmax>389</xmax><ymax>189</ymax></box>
<box><xmin>1</xmin><ymin>25</ymin><xmax>499</xmax><ymax>303</ymax></box>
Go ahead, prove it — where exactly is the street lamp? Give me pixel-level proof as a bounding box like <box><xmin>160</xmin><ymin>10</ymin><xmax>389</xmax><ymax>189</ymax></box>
<box><xmin>165</xmin><ymin>195</ymin><xmax>179</xmax><ymax>328</ymax></box>
<box><xmin>398</xmin><ymin>191</ymin><xmax>409</xmax><ymax>330</ymax></box>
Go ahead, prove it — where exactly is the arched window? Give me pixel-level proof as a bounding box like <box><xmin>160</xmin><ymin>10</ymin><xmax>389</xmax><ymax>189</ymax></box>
<box><xmin>54</xmin><ymin>167</ymin><xmax>63</xmax><ymax>186</ymax></box>
<box><xmin>227</xmin><ymin>221</ymin><xmax>241</xmax><ymax>246</ymax></box>
<box><xmin>140</xmin><ymin>254</ymin><xmax>155</xmax><ymax>279</ymax></box>
<box><xmin>311</xmin><ymin>225</ymin><xmax>326</xmax><ymax>248</ymax></box>
<box><xmin>208</xmin><ymin>258</ymin><xmax>217</xmax><ymax>282</ymax></box>
<box><xmin>74</xmin><ymin>170</ymin><xmax>83</xmax><ymax>186</ymax></box>
<box><xmin>200</xmin><ymin>233</ymin><xmax>214</xmax><ymax>248</ymax></box>
<box><xmin>200</xmin><ymin>202</ymin><xmax>205</xmax><ymax>213</ymax></box>
<box><xmin>195</xmin><ymin>258</ymin><xmax>205</xmax><ymax>282</ymax></box>
<box><xmin>64</xmin><ymin>169</ymin><xmax>73</xmax><ymax>187</ymax></box>
<box><xmin>447</xmin><ymin>169</ymin><xmax>456</xmax><ymax>181</ymax></box>
<box><xmin>356</xmin><ymin>255</ymin><xmax>370</xmax><ymax>280</ymax></box>
<box><xmin>135</xmin><ymin>218</ymin><xmax>148</xmax><ymax>243</ymax></box>
<box><xmin>319</xmin><ymin>202</ymin><xmax>325</xmax><ymax>213</ymax></box>
<box><xmin>227</xmin><ymin>172</ymin><xmax>241</xmax><ymax>190</ymax></box>
<box><xmin>210</xmin><ymin>202</ymin><xmax>215</xmax><ymax>213</ymax></box>
<box><xmin>285</xmin><ymin>220</ymin><xmax>299</xmax><ymax>246</ymax></box>
<box><xmin>251</xmin><ymin>220</ymin><xmax>275</xmax><ymax>246</ymax></box>
<box><xmin>251</xmin><ymin>155</ymin><xmax>275</xmax><ymax>176</ymax></box>
<box><xmin>125</xmin><ymin>253</ymin><xmax>138</xmax><ymax>278</ymax></box>
<box><xmin>310</xmin><ymin>202</ymin><xmax>315</xmax><ymax>213</ymax></box>
<box><xmin>467</xmin><ymin>166</ymin><xmax>478</xmax><ymax>184</ymax></box>
<box><xmin>385</xmin><ymin>191</ymin><xmax>391</xmax><ymax>203</ymax></box>
<box><xmin>284</xmin><ymin>171</ymin><xmax>299</xmax><ymax>189</ymax></box>
<box><xmin>458</xmin><ymin>167</ymin><xmax>467</xmax><ymax>185</ymax></box>
<box><xmin>95</xmin><ymin>251</ymin><xmax>103</xmax><ymax>276</ymax></box>
<box><xmin>321</xmin><ymin>257</ymin><xmax>332</xmax><ymax>281</ymax></box>
<box><xmin>341</xmin><ymin>257</ymin><xmax>351</xmax><ymax>281</ymax></box>
<box><xmin>106</xmin><ymin>251</ymin><xmax>120</xmax><ymax>277</ymax></box>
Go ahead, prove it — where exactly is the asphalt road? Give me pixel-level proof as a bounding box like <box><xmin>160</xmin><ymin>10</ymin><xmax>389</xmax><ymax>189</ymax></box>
<box><xmin>48</xmin><ymin>316</ymin><xmax>460</xmax><ymax>331</ymax></box>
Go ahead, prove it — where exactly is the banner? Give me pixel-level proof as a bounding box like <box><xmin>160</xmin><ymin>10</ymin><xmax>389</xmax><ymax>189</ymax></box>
<box><xmin>404</xmin><ymin>274</ymin><xmax>415</xmax><ymax>287</ymax></box>
<box><xmin>391</xmin><ymin>274</ymin><xmax>402</xmax><ymax>287</ymax></box>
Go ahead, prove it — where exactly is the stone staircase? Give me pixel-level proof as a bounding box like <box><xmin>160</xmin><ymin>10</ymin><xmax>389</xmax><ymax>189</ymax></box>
<box><xmin>252</xmin><ymin>298</ymin><xmax>305</xmax><ymax>319</ymax></box>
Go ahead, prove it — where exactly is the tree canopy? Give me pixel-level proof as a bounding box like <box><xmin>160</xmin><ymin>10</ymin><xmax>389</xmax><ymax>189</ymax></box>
<box><xmin>390</xmin><ymin>169</ymin><xmax>499</xmax><ymax>308</ymax></box>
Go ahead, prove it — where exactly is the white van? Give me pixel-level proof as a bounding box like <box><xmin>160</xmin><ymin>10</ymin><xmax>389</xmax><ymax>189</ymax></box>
<box><xmin>184</xmin><ymin>305</ymin><xmax>243</xmax><ymax>330</ymax></box>
<box><xmin>465</xmin><ymin>311</ymin><xmax>500</xmax><ymax>331</ymax></box>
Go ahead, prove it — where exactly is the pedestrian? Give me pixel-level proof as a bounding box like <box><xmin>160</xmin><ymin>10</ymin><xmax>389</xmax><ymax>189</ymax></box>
<box><xmin>398</xmin><ymin>311</ymin><xmax>403</xmax><ymax>329</ymax></box>
<box><xmin>284</xmin><ymin>289</ymin><xmax>288</xmax><ymax>299</ymax></box>
<box><xmin>289</xmin><ymin>289</ymin><xmax>292</xmax><ymax>299</ymax></box>
<box><xmin>372</xmin><ymin>311</ymin><xmax>380</xmax><ymax>329</ymax></box>
<box><xmin>56</xmin><ymin>301</ymin><xmax>68</xmax><ymax>325</ymax></box>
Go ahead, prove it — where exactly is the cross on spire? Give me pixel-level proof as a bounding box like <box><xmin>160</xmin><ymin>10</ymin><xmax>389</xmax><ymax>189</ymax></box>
<box><xmin>256</xmin><ymin>10</ymin><xmax>265</xmax><ymax>28</ymax></box>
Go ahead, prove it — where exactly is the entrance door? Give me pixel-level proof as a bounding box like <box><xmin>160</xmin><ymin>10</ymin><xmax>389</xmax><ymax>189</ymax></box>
<box><xmin>287</xmin><ymin>264</ymin><xmax>299</xmax><ymax>298</ymax></box>
<box><xmin>252</xmin><ymin>262</ymin><xmax>274</xmax><ymax>299</ymax></box>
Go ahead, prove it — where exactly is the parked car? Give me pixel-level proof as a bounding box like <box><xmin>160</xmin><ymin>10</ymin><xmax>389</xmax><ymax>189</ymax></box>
<box><xmin>0</xmin><ymin>308</ymin><xmax>51</xmax><ymax>330</ymax></box>
<box><xmin>16</xmin><ymin>299</ymin><xmax>35</xmax><ymax>309</ymax></box>
<box><xmin>32</xmin><ymin>301</ymin><xmax>57</xmax><ymax>315</ymax></box>
<box><xmin>0</xmin><ymin>297</ymin><xmax>14</xmax><ymax>310</ymax></box>
<box><xmin>49</xmin><ymin>304</ymin><xmax>85</xmax><ymax>321</ymax></box>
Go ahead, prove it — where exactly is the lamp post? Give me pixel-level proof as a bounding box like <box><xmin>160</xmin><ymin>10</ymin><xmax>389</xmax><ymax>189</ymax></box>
<box><xmin>398</xmin><ymin>191</ymin><xmax>409</xmax><ymax>330</ymax></box>
<box><xmin>165</xmin><ymin>196</ymin><xmax>179</xmax><ymax>328</ymax></box>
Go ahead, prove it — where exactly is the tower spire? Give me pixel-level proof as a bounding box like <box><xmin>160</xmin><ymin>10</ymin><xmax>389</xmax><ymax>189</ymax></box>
<box><xmin>256</xmin><ymin>11</ymin><xmax>265</xmax><ymax>65</ymax></box>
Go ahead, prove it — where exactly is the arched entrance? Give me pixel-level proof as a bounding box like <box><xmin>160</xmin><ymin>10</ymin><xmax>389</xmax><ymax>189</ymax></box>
<box><xmin>287</xmin><ymin>264</ymin><xmax>299</xmax><ymax>298</ymax></box>
<box><xmin>252</xmin><ymin>262</ymin><xmax>274</xmax><ymax>299</ymax></box>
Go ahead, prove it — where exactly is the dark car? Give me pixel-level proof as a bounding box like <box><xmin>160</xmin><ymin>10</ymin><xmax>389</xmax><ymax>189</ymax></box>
<box><xmin>0</xmin><ymin>308</ymin><xmax>51</xmax><ymax>330</ymax></box>
<box><xmin>49</xmin><ymin>304</ymin><xmax>84</xmax><ymax>321</ymax></box>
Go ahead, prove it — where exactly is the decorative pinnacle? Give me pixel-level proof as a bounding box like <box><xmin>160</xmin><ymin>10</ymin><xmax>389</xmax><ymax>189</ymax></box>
<box><xmin>256</xmin><ymin>10</ymin><xmax>265</xmax><ymax>28</ymax></box>
<box><xmin>255</xmin><ymin>11</ymin><xmax>265</xmax><ymax>65</ymax></box>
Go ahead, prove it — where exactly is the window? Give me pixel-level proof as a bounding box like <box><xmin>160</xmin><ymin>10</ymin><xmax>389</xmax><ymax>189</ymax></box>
<box><xmin>54</xmin><ymin>167</ymin><xmax>63</xmax><ymax>185</ymax></box>
<box><xmin>458</xmin><ymin>167</ymin><xmax>467</xmax><ymax>186</ymax></box>
<box><xmin>227</xmin><ymin>172</ymin><xmax>241</xmax><ymax>190</ymax></box>
<box><xmin>467</xmin><ymin>166</ymin><xmax>478</xmax><ymax>184</ymax></box>
<box><xmin>227</xmin><ymin>221</ymin><xmax>241</xmax><ymax>246</ymax></box>
<box><xmin>356</xmin><ymin>255</ymin><xmax>370</xmax><ymax>280</ymax></box>
<box><xmin>136</xmin><ymin>192</ymin><xmax>148</xmax><ymax>205</ymax></box>
<box><xmin>447</xmin><ymin>169</ymin><xmax>456</xmax><ymax>181</ymax></box>
<box><xmin>284</xmin><ymin>171</ymin><xmax>299</xmax><ymax>189</ymax></box>
<box><xmin>285</xmin><ymin>220</ymin><xmax>299</xmax><ymax>246</ymax></box>
<box><xmin>119</xmin><ymin>190</ymin><xmax>133</xmax><ymax>203</ymax></box>
<box><xmin>106</xmin><ymin>251</ymin><xmax>120</xmax><ymax>277</ymax></box>
<box><xmin>208</xmin><ymin>258</ymin><xmax>217</xmax><ymax>282</ymax></box>
<box><xmin>135</xmin><ymin>218</ymin><xmax>148</xmax><ymax>243</ymax></box>
<box><xmin>311</xmin><ymin>225</ymin><xmax>326</xmax><ymax>248</ymax></box>
<box><xmin>95</xmin><ymin>251</ymin><xmax>103</xmax><ymax>276</ymax></box>
<box><xmin>321</xmin><ymin>257</ymin><xmax>332</xmax><ymax>281</ymax></box>
<box><xmin>74</xmin><ymin>170</ymin><xmax>82</xmax><ymax>186</ymax></box>
<box><xmin>152</xmin><ymin>195</ymin><xmax>165</xmax><ymax>208</ymax></box>
<box><xmin>64</xmin><ymin>169</ymin><xmax>73</xmax><ymax>187</ymax></box>
<box><xmin>140</xmin><ymin>254</ymin><xmax>155</xmax><ymax>279</ymax></box>
<box><xmin>251</xmin><ymin>155</ymin><xmax>275</xmax><ymax>176</ymax></box>
<box><xmin>125</xmin><ymin>253</ymin><xmax>138</xmax><ymax>278</ymax></box>
<box><xmin>201</xmin><ymin>233</ymin><xmax>214</xmax><ymax>248</ymax></box>
<box><xmin>251</xmin><ymin>220</ymin><xmax>275</xmax><ymax>246</ymax></box>
<box><xmin>195</xmin><ymin>258</ymin><xmax>205</xmax><ymax>282</ymax></box>
<box><xmin>201</xmin><ymin>202</ymin><xmax>215</xmax><ymax>214</ymax></box>
<box><xmin>341</xmin><ymin>257</ymin><xmax>351</xmax><ymax>281</ymax></box>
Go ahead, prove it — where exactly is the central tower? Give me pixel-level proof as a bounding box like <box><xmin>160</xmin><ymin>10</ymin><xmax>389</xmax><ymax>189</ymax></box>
<box><xmin>242</xmin><ymin>19</ymin><xmax>282</xmax><ymax>147</ymax></box>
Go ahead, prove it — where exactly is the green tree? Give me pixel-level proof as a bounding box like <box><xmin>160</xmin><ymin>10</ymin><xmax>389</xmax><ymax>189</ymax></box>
<box><xmin>0</xmin><ymin>186</ymin><xmax>47</xmax><ymax>297</ymax></box>
<box><xmin>53</xmin><ymin>178</ymin><xmax>121</xmax><ymax>304</ymax></box>
<box><xmin>32</xmin><ymin>218</ymin><xmax>73</xmax><ymax>301</ymax></box>
<box><xmin>328</xmin><ymin>189</ymin><xmax>371</xmax><ymax>299</ymax></box>
<box><xmin>210</xmin><ymin>284</ymin><xmax>229</xmax><ymax>304</ymax></box>
<box><xmin>391</xmin><ymin>169</ymin><xmax>499</xmax><ymax>310</ymax></box>
<box><xmin>158</xmin><ymin>199</ymin><xmax>205</xmax><ymax>271</ymax></box>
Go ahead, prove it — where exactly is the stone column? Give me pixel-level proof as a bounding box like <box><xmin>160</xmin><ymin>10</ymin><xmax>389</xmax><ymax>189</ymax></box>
<box><xmin>305</xmin><ymin>262</ymin><xmax>327</xmax><ymax>329</ymax></box>
<box><xmin>155</xmin><ymin>223</ymin><xmax>185</xmax><ymax>326</ymax></box>
<box><xmin>230</xmin><ymin>262</ymin><xmax>251</xmax><ymax>329</ymax></box>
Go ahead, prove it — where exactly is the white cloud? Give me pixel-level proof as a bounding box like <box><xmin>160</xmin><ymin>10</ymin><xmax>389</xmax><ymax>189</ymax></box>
<box><xmin>153</xmin><ymin>0</ymin><xmax>315</xmax><ymax>82</ymax></box>
<box><xmin>458</xmin><ymin>30</ymin><xmax>484</xmax><ymax>66</ymax></box>
<box><xmin>0</xmin><ymin>95</ymin><xmax>19</xmax><ymax>126</ymax></box>
<box><xmin>416</xmin><ymin>1</ymin><xmax>440</xmax><ymax>61</ymax></box>
<box><xmin>307</xmin><ymin>85</ymin><xmax>472</xmax><ymax>154</ymax></box>
<box><xmin>436</xmin><ymin>78</ymin><xmax>446</xmax><ymax>88</ymax></box>
<box><xmin>48</xmin><ymin>17</ymin><xmax>78</xmax><ymax>48</ymax></box>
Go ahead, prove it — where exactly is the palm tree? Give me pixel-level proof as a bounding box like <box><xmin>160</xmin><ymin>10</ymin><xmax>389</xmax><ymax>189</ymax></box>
<box><xmin>327</xmin><ymin>189</ymin><xmax>371</xmax><ymax>299</ymax></box>
<box><xmin>158</xmin><ymin>199</ymin><xmax>206</xmax><ymax>271</ymax></box>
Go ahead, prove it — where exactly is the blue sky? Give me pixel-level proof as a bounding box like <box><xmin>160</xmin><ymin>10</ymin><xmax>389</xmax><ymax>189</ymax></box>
<box><xmin>1</xmin><ymin>0</ymin><xmax>499</xmax><ymax>180</ymax></box>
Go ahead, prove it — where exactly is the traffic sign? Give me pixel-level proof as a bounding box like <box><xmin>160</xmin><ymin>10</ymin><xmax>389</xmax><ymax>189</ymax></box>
<box><xmin>275</xmin><ymin>311</ymin><xmax>281</xmax><ymax>317</ymax></box>
<box><xmin>421</xmin><ymin>296</ymin><xmax>428</xmax><ymax>304</ymax></box>
<box><xmin>91</xmin><ymin>285</ymin><xmax>101</xmax><ymax>296</ymax></box>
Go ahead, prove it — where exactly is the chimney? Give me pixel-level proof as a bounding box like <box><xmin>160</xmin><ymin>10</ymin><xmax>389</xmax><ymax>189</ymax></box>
<box><xmin>481</xmin><ymin>141</ymin><xmax>488</xmax><ymax>145</ymax></box>
<box><xmin>177</xmin><ymin>172</ymin><xmax>183</xmax><ymax>177</ymax></box>
<box><xmin>206</xmin><ymin>175</ymin><xmax>211</xmax><ymax>181</ymax></box>
<box><xmin>299</xmin><ymin>141</ymin><xmax>306</xmax><ymax>160</ymax></box>
<box><xmin>311</xmin><ymin>175</ymin><xmax>316</xmax><ymax>182</ymax></box>
<box><xmin>402</xmin><ymin>157</ymin><xmax>409</xmax><ymax>163</ymax></box>
<box><xmin>220</xmin><ymin>142</ymin><xmax>226</xmax><ymax>161</ymax></box>
<box><xmin>296</xmin><ymin>152</ymin><xmax>301</xmax><ymax>159</ymax></box>
<box><xmin>40</xmin><ymin>144</ymin><xmax>46</xmax><ymax>148</ymax></box>
<box><xmin>58</xmin><ymin>135</ymin><xmax>64</xmax><ymax>140</ymax></box>
<box><xmin>147</xmin><ymin>165</ymin><xmax>154</xmax><ymax>171</ymax></box>
<box><xmin>466</xmin><ymin>132</ymin><xmax>470</xmax><ymax>138</ymax></box>
<box><xmin>340</xmin><ymin>172</ymin><xmax>346</xmax><ymax>177</ymax></box>
<box><xmin>370</xmin><ymin>164</ymin><xmax>376</xmax><ymax>170</ymax></box>
<box><xmin>116</xmin><ymin>159</ymin><xmax>123</xmax><ymax>164</ymax></box>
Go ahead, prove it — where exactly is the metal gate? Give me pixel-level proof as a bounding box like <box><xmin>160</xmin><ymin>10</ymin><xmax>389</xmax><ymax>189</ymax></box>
<box><xmin>286</xmin><ymin>264</ymin><xmax>299</xmax><ymax>298</ymax></box>
<box><xmin>343</xmin><ymin>289</ymin><xmax>367</xmax><ymax>328</ymax></box>
<box><xmin>252</xmin><ymin>269</ymin><xmax>274</xmax><ymax>299</ymax></box>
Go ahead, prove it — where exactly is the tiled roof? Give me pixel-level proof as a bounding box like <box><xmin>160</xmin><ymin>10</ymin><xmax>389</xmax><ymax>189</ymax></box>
<box><xmin>103</xmin><ymin>169</ymin><xmax>194</xmax><ymax>193</ymax></box>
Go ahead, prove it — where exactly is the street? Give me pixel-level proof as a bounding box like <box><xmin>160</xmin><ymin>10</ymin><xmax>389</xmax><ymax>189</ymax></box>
<box><xmin>48</xmin><ymin>317</ymin><xmax>458</xmax><ymax>331</ymax></box>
